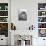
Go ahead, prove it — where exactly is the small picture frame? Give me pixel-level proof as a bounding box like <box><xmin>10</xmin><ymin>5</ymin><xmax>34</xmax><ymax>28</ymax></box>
<box><xmin>18</xmin><ymin>9</ymin><xmax>27</xmax><ymax>21</ymax></box>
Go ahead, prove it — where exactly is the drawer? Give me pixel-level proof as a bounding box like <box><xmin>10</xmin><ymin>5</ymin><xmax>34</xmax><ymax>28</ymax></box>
<box><xmin>0</xmin><ymin>37</ymin><xmax>8</xmax><ymax>45</ymax></box>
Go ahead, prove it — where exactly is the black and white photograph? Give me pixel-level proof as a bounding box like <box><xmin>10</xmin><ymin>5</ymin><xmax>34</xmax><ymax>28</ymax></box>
<box><xmin>18</xmin><ymin>9</ymin><xmax>27</xmax><ymax>21</ymax></box>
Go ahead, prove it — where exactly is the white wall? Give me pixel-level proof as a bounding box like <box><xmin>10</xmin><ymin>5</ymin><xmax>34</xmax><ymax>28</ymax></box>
<box><xmin>11</xmin><ymin>0</ymin><xmax>38</xmax><ymax>30</ymax></box>
<box><xmin>11</xmin><ymin>0</ymin><xmax>38</xmax><ymax>45</ymax></box>
<box><xmin>11</xmin><ymin>0</ymin><xmax>46</xmax><ymax>30</ymax></box>
<box><xmin>11</xmin><ymin>0</ymin><xmax>46</xmax><ymax>46</ymax></box>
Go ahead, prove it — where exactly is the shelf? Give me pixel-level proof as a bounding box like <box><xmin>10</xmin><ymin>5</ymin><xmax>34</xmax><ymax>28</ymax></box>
<box><xmin>38</xmin><ymin>10</ymin><xmax>46</xmax><ymax>11</ymax></box>
<box><xmin>38</xmin><ymin>16</ymin><xmax>46</xmax><ymax>17</ymax></box>
<box><xmin>0</xmin><ymin>3</ymin><xmax>8</xmax><ymax>37</ymax></box>
<box><xmin>38</xmin><ymin>3</ymin><xmax>46</xmax><ymax>37</ymax></box>
<box><xmin>38</xmin><ymin>22</ymin><xmax>46</xmax><ymax>23</ymax></box>
<box><xmin>0</xmin><ymin>10</ymin><xmax>8</xmax><ymax>11</ymax></box>
<box><xmin>38</xmin><ymin>28</ymin><xmax>46</xmax><ymax>29</ymax></box>
<box><xmin>0</xmin><ymin>22</ymin><xmax>8</xmax><ymax>23</ymax></box>
<box><xmin>0</xmin><ymin>16</ymin><xmax>8</xmax><ymax>17</ymax></box>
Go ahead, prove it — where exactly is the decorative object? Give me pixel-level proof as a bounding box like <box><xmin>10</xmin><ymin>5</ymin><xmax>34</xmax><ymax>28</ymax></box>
<box><xmin>40</xmin><ymin>8</ymin><xmax>44</xmax><ymax>10</ymax></box>
<box><xmin>38</xmin><ymin>3</ymin><xmax>46</xmax><ymax>10</ymax></box>
<box><xmin>0</xmin><ymin>3</ymin><xmax>8</xmax><ymax>10</ymax></box>
<box><xmin>0</xmin><ymin>11</ymin><xmax>8</xmax><ymax>16</ymax></box>
<box><xmin>0</xmin><ymin>17</ymin><xmax>8</xmax><ymax>22</ymax></box>
<box><xmin>18</xmin><ymin>9</ymin><xmax>27</xmax><ymax>21</ymax></box>
<box><xmin>38</xmin><ymin>23</ymin><xmax>46</xmax><ymax>28</ymax></box>
<box><xmin>19</xmin><ymin>35</ymin><xmax>32</xmax><ymax>45</ymax></box>
<box><xmin>39</xmin><ymin>29</ymin><xmax>46</xmax><ymax>37</ymax></box>
<box><xmin>11</xmin><ymin>23</ymin><xmax>16</xmax><ymax>30</ymax></box>
<box><xmin>38</xmin><ymin>11</ymin><xmax>46</xmax><ymax>16</ymax></box>
<box><xmin>0</xmin><ymin>23</ymin><xmax>8</xmax><ymax>37</ymax></box>
<box><xmin>38</xmin><ymin>17</ymin><xmax>46</xmax><ymax>22</ymax></box>
<box><xmin>0</xmin><ymin>6</ymin><xmax>1</xmax><ymax>10</ymax></box>
<box><xmin>29</xmin><ymin>25</ymin><xmax>35</xmax><ymax>30</ymax></box>
<box><xmin>42</xmin><ymin>12</ymin><xmax>45</xmax><ymax>15</ymax></box>
<box><xmin>21</xmin><ymin>40</ymin><xmax>25</xmax><ymax>46</ymax></box>
<box><xmin>5</xmin><ymin>6</ymin><xmax>8</xmax><ymax>10</ymax></box>
<box><xmin>0</xmin><ymin>23</ymin><xmax>8</xmax><ymax>30</ymax></box>
<box><xmin>15</xmin><ymin>35</ymin><xmax>32</xmax><ymax>46</ymax></box>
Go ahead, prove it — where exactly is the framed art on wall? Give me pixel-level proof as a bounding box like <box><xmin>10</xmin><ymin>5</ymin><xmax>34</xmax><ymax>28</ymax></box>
<box><xmin>18</xmin><ymin>9</ymin><xmax>27</xmax><ymax>21</ymax></box>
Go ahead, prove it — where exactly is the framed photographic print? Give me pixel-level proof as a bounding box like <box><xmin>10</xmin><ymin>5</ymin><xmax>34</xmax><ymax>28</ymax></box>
<box><xmin>18</xmin><ymin>9</ymin><xmax>27</xmax><ymax>21</ymax></box>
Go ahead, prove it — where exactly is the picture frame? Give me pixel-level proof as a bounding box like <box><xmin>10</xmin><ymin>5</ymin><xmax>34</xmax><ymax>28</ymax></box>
<box><xmin>18</xmin><ymin>9</ymin><xmax>27</xmax><ymax>21</ymax></box>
